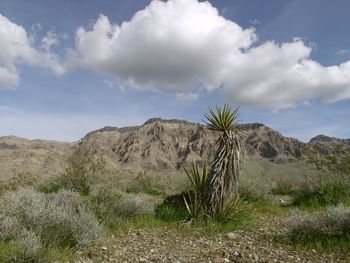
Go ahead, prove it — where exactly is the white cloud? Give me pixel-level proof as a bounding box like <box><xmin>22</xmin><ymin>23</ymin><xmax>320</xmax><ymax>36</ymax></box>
<box><xmin>0</xmin><ymin>14</ymin><xmax>64</xmax><ymax>89</ymax></box>
<box><xmin>2</xmin><ymin>0</ymin><xmax>349</xmax><ymax>110</ymax></box>
<box><xmin>41</xmin><ymin>31</ymin><xmax>59</xmax><ymax>51</ymax></box>
<box><xmin>64</xmin><ymin>0</ymin><xmax>350</xmax><ymax>109</ymax></box>
<box><xmin>65</xmin><ymin>0</ymin><xmax>255</xmax><ymax>94</ymax></box>
<box><xmin>176</xmin><ymin>92</ymin><xmax>199</xmax><ymax>101</ymax></box>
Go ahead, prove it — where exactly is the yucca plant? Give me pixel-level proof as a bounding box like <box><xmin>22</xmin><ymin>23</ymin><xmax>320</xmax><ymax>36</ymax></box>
<box><xmin>214</xmin><ymin>194</ymin><xmax>244</xmax><ymax>221</ymax></box>
<box><xmin>183</xmin><ymin>105</ymin><xmax>245</xmax><ymax>221</ymax></box>
<box><xmin>204</xmin><ymin>104</ymin><xmax>245</xmax><ymax>216</ymax></box>
<box><xmin>183</xmin><ymin>162</ymin><xmax>209</xmax><ymax>219</ymax></box>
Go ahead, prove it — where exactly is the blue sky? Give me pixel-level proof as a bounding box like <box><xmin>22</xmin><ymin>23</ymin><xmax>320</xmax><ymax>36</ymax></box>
<box><xmin>0</xmin><ymin>0</ymin><xmax>349</xmax><ymax>142</ymax></box>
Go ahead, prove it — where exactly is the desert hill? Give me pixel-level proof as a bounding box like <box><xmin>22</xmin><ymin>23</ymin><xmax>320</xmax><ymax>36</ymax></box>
<box><xmin>0</xmin><ymin>136</ymin><xmax>72</xmax><ymax>180</ymax></box>
<box><xmin>0</xmin><ymin>118</ymin><xmax>349</xmax><ymax>180</ymax></box>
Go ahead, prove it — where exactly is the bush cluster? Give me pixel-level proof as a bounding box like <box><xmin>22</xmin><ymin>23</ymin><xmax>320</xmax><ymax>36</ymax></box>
<box><xmin>0</xmin><ymin>188</ymin><xmax>102</xmax><ymax>261</ymax></box>
<box><xmin>292</xmin><ymin>173</ymin><xmax>350</xmax><ymax>207</ymax></box>
<box><xmin>89</xmin><ymin>185</ymin><xmax>155</xmax><ymax>227</ymax></box>
<box><xmin>286</xmin><ymin>204</ymin><xmax>350</xmax><ymax>251</ymax></box>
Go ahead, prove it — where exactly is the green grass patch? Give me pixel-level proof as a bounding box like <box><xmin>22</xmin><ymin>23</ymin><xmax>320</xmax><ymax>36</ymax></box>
<box><xmin>155</xmin><ymin>203</ymin><xmax>189</xmax><ymax>222</ymax></box>
<box><xmin>286</xmin><ymin>230</ymin><xmax>350</xmax><ymax>253</ymax></box>
<box><xmin>0</xmin><ymin>240</ymin><xmax>76</xmax><ymax>263</ymax></box>
<box><xmin>292</xmin><ymin>174</ymin><xmax>350</xmax><ymax>208</ymax></box>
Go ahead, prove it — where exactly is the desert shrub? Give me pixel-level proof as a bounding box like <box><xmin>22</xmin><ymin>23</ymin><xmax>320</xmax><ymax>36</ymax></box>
<box><xmin>13</xmin><ymin>230</ymin><xmax>43</xmax><ymax>262</ymax></box>
<box><xmin>0</xmin><ymin>188</ymin><xmax>102</xmax><ymax>250</ymax></box>
<box><xmin>114</xmin><ymin>193</ymin><xmax>155</xmax><ymax>220</ymax></box>
<box><xmin>0</xmin><ymin>172</ymin><xmax>39</xmax><ymax>195</ymax></box>
<box><xmin>238</xmin><ymin>179</ymin><xmax>270</xmax><ymax>202</ymax></box>
<box><xmin>88</xmin><ymin>185</ymin><xmax>123</xmax><ymax>227</ymax></box>
<box><xmin>0</xmin><ymin>215</ymin><xmax>21</xmax><ymax>241</ymax></box>
<box><xmin>271</xmin><ymin>179</ymin><xmax>295</xmax><ymax>195</ymax></box>
<box><xmin>285</xmin><ymin>204</ymin><xmax>350</xmax><ymax>251</ymax></box>
<box><xmin>292</xmin><ymin>173</ymin><xmax>350</xmax><ymax>207</ymax></box>
<box><xmin>39</xmin><ymin>148</ymin><xmax>106</xmax><ymax>195</ymax></box>
<box><xmin>88</xmin><ymin>186</ymin><xmax>156</xmax><ymax>227</ymax></box>
<box><xmin>125</xmin><ymin>171</ymin><xmax>165</xmax><ymax>196</ymax></box>
<box><xmin>46</xmin><ymin>190</ymin><xmax>102</xmax><ymax>247</ymax></box>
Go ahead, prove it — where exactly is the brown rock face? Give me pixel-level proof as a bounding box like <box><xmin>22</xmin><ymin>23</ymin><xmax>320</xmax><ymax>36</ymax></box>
<box><xmin>0</xmin><ymin>118</ymin><xmax>349</xmax><ymax>180</ymax></box>
<box><xmin>78</xmin><ymin>119</ymin><xmax>218</xmax><ymax>170</ymax></box>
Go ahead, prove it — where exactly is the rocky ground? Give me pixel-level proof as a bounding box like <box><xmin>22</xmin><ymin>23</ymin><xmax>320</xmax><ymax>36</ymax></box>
<box><xmin>74</xmin><ymin>216</ymin><xmax>348</xmax><ymax>263</ymax></box>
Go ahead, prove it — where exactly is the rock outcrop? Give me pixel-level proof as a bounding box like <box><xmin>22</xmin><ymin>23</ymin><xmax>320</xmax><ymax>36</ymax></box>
<box><xmin>0</xmin><ymin>118</ymin><xmax>349</xmax><ymax>179</ymax></box>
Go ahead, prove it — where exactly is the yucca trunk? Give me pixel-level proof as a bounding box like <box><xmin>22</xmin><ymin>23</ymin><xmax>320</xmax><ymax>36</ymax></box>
<box><xmin>204</xmin><ymin>105</ymin><xmax>244</xmax><ymax>215</ymax></box>
<box><xmin>208</xmin><ymin>129</ymin><xmax>244</xmax><ymax>214</ymax></box>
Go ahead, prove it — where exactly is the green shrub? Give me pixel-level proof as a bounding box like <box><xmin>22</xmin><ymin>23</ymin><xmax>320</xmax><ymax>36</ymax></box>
<box><xmin>114</xmin><ymin>193</ymin><xmax>155</xmax><ymax>220</ymax></box>
<box><xmin>0</xmin><ymin>188</ymin><xmax>102</xmax><ymax>249</ymax></box>
<box><xmin>292</xmin><ymin>173</ymin><xmax>350</xmax><ymax>207</ymax></box>
<box><xmin>13</xmin><ymin>231</ymin><xmax>43</xmax><ymax>262</ymax></box>
<box><xmin>88</xmin><ymin>186</ymin><xmax>123</xmax><ymax>227</ymax></box>
<box><xmin>271</xmin><ymin>179</ymin><xmax>294</xmax><ymax>195</ymax></box>
<box><xmin>238</xmin><ymin>180</ymin><xmax>269</xmax><ymax>202</ymax></box>
<box><xmin>88</xmin><ymin>186</ymin><xmax>156</xmax><ymax>227</ymax></box>
<box><xmin>285</xmin><ymin>204</ymin><xmax>350</xmax><ymax>251</ymax></box>
<box><xmin>38</xmin><ymin>148</ymin><xmax>107</xmax><ymax>195</ymax></box>
<box><xmin>124</xmin><ymin>171</ymin><xmax>165</xmax><ymax>196</ymax></box>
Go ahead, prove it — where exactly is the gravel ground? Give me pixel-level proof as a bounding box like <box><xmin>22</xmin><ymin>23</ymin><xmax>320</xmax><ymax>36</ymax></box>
<box><xmin>74</xmin><ymin>217</ymin><xmax>349</xmax><ymax>263</ymax></box>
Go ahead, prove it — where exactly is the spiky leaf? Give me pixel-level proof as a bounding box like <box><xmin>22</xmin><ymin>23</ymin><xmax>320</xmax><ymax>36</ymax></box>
<box><xmin>203</xmin><ymin>104</ymin><xmax>239</xmax><ymax>132</ymax></box>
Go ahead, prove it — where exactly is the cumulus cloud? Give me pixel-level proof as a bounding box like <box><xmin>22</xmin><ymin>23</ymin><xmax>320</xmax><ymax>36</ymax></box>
<box><xmin>65</xmin><ymin>0</ymin><xmax>350</xmax><ymax>109</ymax></box>
<box><xmin>0</xmin><ymin>14</ymin><xmax>64</xmax><ymax>89</ymax></box>
<box><xmin>3</xmin><ymin>0</ymin><xmax>349</xmax><ymax>109</ymax></box>
<box><xmin>66</xmin><ymin>0</ymin><xmax>255</xmax><ymax>94</ymax></box>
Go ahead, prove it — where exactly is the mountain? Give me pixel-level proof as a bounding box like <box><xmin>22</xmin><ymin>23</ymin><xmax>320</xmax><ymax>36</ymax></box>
<box><xmin>78</xmin><ymin>120</ymin><xmax>305</xmax><ymax>170</ymax></box>
<box><xmin>0</xmin><ymin>136</ymin><xmax>72</xmax><ymax>180</ymax></box>
<box><xmin>0</xmin><ymin>118</ymin><xmax>349</xmax><ymax>181</ymax></box>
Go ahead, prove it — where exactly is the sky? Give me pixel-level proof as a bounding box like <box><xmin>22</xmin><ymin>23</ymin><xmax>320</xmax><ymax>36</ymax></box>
<box><xmin>0</xmin><ymin>0</ymin><xmax>349</xmax><ymax>142</ymax></box>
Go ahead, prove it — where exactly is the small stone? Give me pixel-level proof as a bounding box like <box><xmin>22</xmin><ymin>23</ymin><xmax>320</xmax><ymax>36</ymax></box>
<box><xmin>101</xmin><ymin>246</ymin><xmax>108</xmax><ymax>251</ymax></box>
<box><xmin>88</xmin><ymin>251</ymin><xmax>98</xmax><ymax>258</ymax></box>
<box><xmin>225</xmin><ymin>232</ymin><xmax>241</xmax><ymax>240</ymax></box>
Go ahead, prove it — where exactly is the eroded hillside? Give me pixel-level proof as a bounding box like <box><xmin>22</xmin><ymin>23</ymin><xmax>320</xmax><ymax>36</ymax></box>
<box><xmin>0</xmin><ymin>118</ymin><xmax>349</xmax><ymax>180</ymax></box>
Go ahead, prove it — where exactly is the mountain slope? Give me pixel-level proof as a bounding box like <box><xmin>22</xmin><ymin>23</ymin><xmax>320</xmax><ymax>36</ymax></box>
<box><xmin>0</xmin><ymin>118</ymin><xmax>349</xmax><ymax>180</ymax></box>
<box><xmin>0</xmin><ymin>136</ymin><xmax>72</xmax><ymax>180</ymax></box>
<box><xmin>78</xmin><ymin>120</ymin><xmax>307</xmax><ymax>170</ymax></box>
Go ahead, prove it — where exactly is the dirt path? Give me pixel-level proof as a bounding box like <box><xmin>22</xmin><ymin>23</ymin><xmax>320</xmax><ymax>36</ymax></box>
<box><xmin>75</xmin><ymin>217</ymin><xmax>348</xmax><ymax>263</ymax></box>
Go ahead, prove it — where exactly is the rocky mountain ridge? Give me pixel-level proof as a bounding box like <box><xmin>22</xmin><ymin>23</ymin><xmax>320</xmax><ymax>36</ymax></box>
<box><xmin>0</xmin><ymin>118</ymin><xmax>349</xmax><ymax>180</ymax></box>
